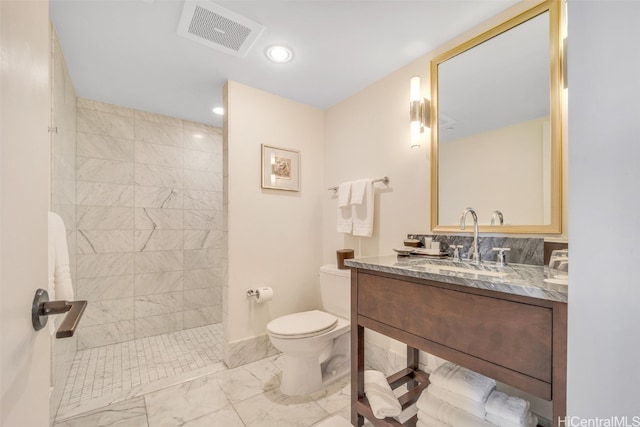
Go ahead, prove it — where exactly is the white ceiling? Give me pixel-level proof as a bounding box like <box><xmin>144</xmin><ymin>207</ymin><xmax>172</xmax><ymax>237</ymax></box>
<box><xmin>49</xmin><ymin>0</ymin><xmax>519</xmax><ymax>128</ymax></box>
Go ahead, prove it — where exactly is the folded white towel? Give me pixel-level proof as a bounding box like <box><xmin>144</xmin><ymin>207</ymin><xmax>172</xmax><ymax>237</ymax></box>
<box><xmin>417</xmin><ymin>412</ymin><xmax>450</xmax><ymax>427</ymax></box>
<box><xmin>486</xmin><ymin>412</ymin><xmax>538</xmax><ymax>427</ymax></box>
<box><xmin>337</xmin><ymin>181</ymin><xmax>352</xmax><ymax>208</ymax></box>
<box><xmin>486</xmin><ymin>390</ymin><xmax>530</xmax><ymax>425</ymax></box>
<box><xmin>336</xmin><ymin>181</ymin><xmax>353</xmax><ymax>233</ymax></box>
<box><xmin>429</xmin><ymin>362</ymin><xmax>496</xmax><ymax>403</ymax></box>
<box><xmin>364</xmin><ymin>370</ymin><xmax>402</xmax><ymax>419</ymax></box>
<box><xmin>417</xmin><ymin>394</ymin><xmax>493</xmax><ymax>427</ymax></box>
<box><xmin>427</xmin><ymin>384</ymin><xmax>486</xmax><ymax>419</ymax></box>
<box><xmin>394</xmin><ymin>403</ymin><xmax>418</xmax><ymax>424</ymax></box>
<box><xmin>48</xmin><ymin>212</ymin><xmax>74</xmax><ymax>301</ymax></box>
<box><xmin>337</xmin><ymin>205</ymin><xmax>353</xmax><ymax>234</ymax></box>
<box><xmin>351</xmin><ymin>179</ymin><xmax>374</xmax><ymax>237</ymax></box>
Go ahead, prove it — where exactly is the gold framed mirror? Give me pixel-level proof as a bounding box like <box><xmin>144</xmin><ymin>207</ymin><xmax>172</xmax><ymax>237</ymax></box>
<box><xmin>430</xmin><ymin>0</ymin><xmax>562</xmax><ymax>234</ymax></box>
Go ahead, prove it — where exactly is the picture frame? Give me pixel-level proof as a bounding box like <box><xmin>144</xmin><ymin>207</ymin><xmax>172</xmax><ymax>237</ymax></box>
<box><xmin>261</xmin><ymin>144</ymin><xmax>300</xmax><ymax>191</ymax></box>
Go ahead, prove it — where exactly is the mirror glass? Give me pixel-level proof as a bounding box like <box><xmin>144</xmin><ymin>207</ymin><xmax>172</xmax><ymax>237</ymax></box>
<box><xmin>430</xmin><ymin>1</ymin><xmax>562</xmax><ymax>234</ymax></box>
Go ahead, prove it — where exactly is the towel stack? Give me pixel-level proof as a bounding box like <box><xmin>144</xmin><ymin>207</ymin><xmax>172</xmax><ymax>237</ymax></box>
<box><xmin>485</xmin><ymin>390</ymin><xmax>538</xmax><ymax>427</ymax></box>
<box><xmin>335</xmin><ymin>179</ymin><xmax>374</xmax><ymax>237</ymax></box>
<box><xmin>417</xmin><ymin>362</ymin><xmax>538</xmax><ymax>427</ymax></box>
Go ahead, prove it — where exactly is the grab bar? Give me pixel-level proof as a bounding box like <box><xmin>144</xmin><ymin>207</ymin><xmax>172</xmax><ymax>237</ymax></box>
<box><xmin>32</xmin><ymin>289</ymin><xmax>87</xmax><ymax>339</ymax></box>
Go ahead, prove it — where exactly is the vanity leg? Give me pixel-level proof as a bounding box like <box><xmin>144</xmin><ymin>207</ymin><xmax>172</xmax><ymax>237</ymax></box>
<box><xmin>407</xmin><ymin>346</ymin><xmax>420</xmax><ymax>390</ymax></box>
<box><xmin>351</xmin><ymin>269</ymin><xmax>364</xmax><ymax>426</ymax></box>
<box><xmin>351</xmin><ymin>324</ymin><xmax>364</xmax><ymax>426</ymax></box>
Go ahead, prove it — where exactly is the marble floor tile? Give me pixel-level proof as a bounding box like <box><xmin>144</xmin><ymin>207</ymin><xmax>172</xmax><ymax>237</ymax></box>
<box><xmin>309</xmin><ymin>376</ymin><xmax>351</xmax><ymax>415</ymax></box>
<box><xmin>214</xmin><ymin>357</ymin><xmax>281</xmax><ymax>403</ymax></box>
<box><xmin>312</xmin><ymin>414</ymin><xmax>352</xmax><ymax>427</ymax></box>
<box><xmin>53</xmin><ymin>397</ymin><xmax>148</xmax><ymax>427</ymax></box>
<box><xmin>233</xmin><ymin>387</ymin><xmax>329</xmax><ymax>427</ymax></box>
<box><xmin>177</xmin><ymin>405</ymin><xmax>244</xmax><ymax>427</ymax></box>
<box><xmin>145</xmin><ymin>374</ymin><xmax>231</xmax><ymax>427</ymax></box>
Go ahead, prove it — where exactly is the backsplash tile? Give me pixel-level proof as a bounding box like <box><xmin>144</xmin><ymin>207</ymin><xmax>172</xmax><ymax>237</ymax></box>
<box><xmin>408</xmin><ymin>234</ymin><xmax>544</xmax><ymax>266</ymax></box>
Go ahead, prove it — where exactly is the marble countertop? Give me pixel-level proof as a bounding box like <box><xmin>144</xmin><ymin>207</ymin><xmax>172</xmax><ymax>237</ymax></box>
<box><xmin>345</xmin><ymin>255</ymin><xmax>568</xmax><ymax>303</ymax></box>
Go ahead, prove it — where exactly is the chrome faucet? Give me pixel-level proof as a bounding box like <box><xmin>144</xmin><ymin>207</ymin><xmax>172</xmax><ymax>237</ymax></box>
<box><xmin>490</xmin><ymin>210</ymin><xmax>504</xmax><ymax>226</ymax></box>
<box><xmin>460</xmin><ymin>207</ymin><xmax>481</xmax><ymax>264</ymax></box>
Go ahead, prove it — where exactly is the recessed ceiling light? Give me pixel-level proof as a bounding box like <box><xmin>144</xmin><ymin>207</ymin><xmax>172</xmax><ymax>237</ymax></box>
<box><xmin>212</xmin><ymin>107</ymin><xmax>224</xmax><ymax>115</ymax></box>
<box><xmin>265</xmin><ymin>45</ymin><xmax>293</xmax><ymax>63</ymax></box>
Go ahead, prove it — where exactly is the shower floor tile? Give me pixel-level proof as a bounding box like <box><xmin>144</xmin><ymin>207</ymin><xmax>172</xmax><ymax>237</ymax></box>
<box><xmin>58</xmin><ymin>323</ymin><xmax>223</xmax><ymax>415</ymax></box>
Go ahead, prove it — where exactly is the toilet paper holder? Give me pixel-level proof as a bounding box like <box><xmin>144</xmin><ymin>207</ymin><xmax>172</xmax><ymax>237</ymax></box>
<box><xmin>246</xmin><ymin>289</ymin><xmax>260</xmax><ymax>298</ymax></box>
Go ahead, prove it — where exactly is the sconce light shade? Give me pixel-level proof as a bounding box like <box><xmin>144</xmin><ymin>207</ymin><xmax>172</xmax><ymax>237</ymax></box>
<box><xmin>409</xmin><ymin>76</ymin><xmax>430</xmax><ymax>149</ymax></box>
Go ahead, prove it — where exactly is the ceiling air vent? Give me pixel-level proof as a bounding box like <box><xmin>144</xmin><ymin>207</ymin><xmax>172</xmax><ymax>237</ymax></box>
<box><xmin>177</xmin><ymin>1</ymin><xmax>264</xmax><ymax>58</ymax></box>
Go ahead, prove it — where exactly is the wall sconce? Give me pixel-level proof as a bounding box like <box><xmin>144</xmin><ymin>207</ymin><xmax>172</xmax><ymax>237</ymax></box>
<box><xmin>409</xmin><ymin>76</ymin><xmax>430</xmax><ymax>149</ymax></box>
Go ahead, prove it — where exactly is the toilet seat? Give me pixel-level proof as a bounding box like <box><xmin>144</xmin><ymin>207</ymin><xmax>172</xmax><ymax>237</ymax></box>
<box><xmin>267</xmin><ymin>310</ymin><xmax>338</xmax><ymax>339</ymax></box>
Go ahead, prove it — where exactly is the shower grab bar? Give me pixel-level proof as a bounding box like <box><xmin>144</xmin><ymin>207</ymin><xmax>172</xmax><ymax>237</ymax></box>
<box><xmin>32</xmin><ymin>288</ymin><xmax>88</xmax><ymax>339</ymax></box>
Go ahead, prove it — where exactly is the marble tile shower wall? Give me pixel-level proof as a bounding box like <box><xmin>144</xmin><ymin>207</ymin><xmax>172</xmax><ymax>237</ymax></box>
<box><xmin>75</xmin><ymin>98</ymin><xmax>223</xmax><ymax>350</ymax></box>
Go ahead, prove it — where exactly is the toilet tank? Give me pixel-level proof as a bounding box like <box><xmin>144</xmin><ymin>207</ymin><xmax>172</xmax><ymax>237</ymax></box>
<box><xmin>319</xmin><ymin>264</ymin><xmax>351</xmax><ymax>319</ymax></box>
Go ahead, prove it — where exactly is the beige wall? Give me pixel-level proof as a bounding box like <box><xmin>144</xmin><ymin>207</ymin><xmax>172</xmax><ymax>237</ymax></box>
<box><xmin>224</xmin><ymin>81</ymin><xmax>325</xmax><ymax>347</ymax></box>
<box><xmin>322</xmin><ymin>58</ymin><xmax>431</xmax><ymax>261</ymax></box>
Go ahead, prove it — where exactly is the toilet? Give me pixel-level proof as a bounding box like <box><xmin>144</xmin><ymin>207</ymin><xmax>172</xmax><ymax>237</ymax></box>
<box><xmin>267</xmin><ymin>264</ymin><xmax>351</xmax><ymax>396</ymax></box>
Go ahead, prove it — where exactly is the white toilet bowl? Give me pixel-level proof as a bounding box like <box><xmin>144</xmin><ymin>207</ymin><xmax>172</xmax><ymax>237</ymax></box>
<box><xmin>266</xmin><ymin>264</ymin><xmax>351</xmax><ymax>396</ymax></box>
<box><xmin>267</xmin><ymin>310</ymin><xmax>350</xmax><ymax>396</ymax></box>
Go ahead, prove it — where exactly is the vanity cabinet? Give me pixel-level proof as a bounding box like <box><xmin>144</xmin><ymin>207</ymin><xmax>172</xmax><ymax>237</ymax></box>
<box><xmin>350</xmin><ymin>268</ymin><xmax>567</xmax><ymax>427</ymax></box>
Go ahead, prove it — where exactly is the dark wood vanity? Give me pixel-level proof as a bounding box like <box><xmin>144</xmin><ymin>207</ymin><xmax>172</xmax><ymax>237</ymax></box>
<box><xmin>349</xmin><ymin>263</ymin><xmax>567</xmax><ymax>427</ymax></box>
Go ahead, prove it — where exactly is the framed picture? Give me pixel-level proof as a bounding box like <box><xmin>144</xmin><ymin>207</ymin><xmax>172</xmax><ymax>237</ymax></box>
<box><xmin>261</xmin><ymin>144</ymin><xmax>300</xmax><ymax>191</ymax></box>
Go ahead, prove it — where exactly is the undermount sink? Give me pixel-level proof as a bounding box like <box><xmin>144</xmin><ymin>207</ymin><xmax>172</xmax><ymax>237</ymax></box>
<box><xmin>416</xmin><ymin>262</ymin><xmax>511</xmax><ymax>279</ymax></box>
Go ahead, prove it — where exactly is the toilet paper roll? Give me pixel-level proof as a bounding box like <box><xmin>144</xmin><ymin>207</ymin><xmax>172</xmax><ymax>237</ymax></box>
<box><xmin>256</xmin><ymin>287</ymin><xmax>273</xmax><ymax>303</ymax></box>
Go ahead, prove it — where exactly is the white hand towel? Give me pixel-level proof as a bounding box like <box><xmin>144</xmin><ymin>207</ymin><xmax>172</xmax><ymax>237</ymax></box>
<box><xmin>429</xmin><ymin>362</ymin><xmax>496</xmax><ymax>403</ymax></box>
<box><xmin>394</xmin><ymin>403</ymin><xmax>418</xmax><ymax>424</ymax></box>
<box><xmin>48</xmin><ymin>212</ymin><xmax>74</xmax><ymax>301</ymax></box>
<box><xmin>417</xmin><ymin>394</ymin><xmax>494</xmax><ymax>427</ymax></box>
<box><xmin>486</xmin><ymin>412</ymin><xmax>538</xmax><ymax>427</ymax></box>
<box><xmin>337</xmin><ymin>181</ymin><xmax>353</xmax><ymax>233</ymax></box>
<box><xmin>364</xmin><ymin>370</ymin><xmax>402</xmax><ymax>419</ymax></box>
<box><xmin>351</xmin><ymin>179</ymin><xmax>374</xmax><ymax>237</ymax></box>
<box><xmin>427</xmin><ymin>384</ymin><xmax>486</xmax><ymax>419</ymax></box>
<box><xmin>417</xmin><ymin>412</ymin><xmax>450</xmax><ymax>427</ymax></box>
<box><xmin>485</xmin><ymin>390</ymin><xmax>531</xmax><ymax>425</ymax></box>
<box><xmin>337</xmin><ymin>181</ymin><xmax>352</xmax><ymax>208</ymax></box>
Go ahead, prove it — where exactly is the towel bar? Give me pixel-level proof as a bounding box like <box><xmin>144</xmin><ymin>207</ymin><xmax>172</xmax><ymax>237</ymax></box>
<box><xmin>328</xmin><ymin>176</ymin><xmax>389</xmax><ymax>193</ymax></box>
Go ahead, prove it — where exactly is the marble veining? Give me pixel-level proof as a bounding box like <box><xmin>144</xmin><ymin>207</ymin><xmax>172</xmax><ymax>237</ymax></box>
<box><xmin>408</xmin><ymin>234</ymin><xmax>544</xmax><ymax>266</ymax></box>
<box><xmin>345</xmin><ymin>255</ymin><xmax>567</xmax><ymax>303</ymax></box>
<box><xmin>76</xmin><ymin>182</ymin><xmax>134</xmax><ymax>207</ymax></box>
<box><xmin>76</xmin><ymin>157</ymin><xmax>134</xmax><ymax>185</ymax></box>
<box><xmin>135</xmin><ymin>140</ymin><xmax>184</xmax><ymax>168</ymax></box>
<box><xmin>135</xmin><ymin>208</ymin><xmax>183</xmax><ymax>230</ymax></box>
<box><xmin>76</xmin><ymin>132</ymin><xmax>134</xmax><ymax>162</ymax></box>
<box><xmin>134</xmin><ymin>186</ymin><xmax>183</xmax><ymax>209</ymax></box>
